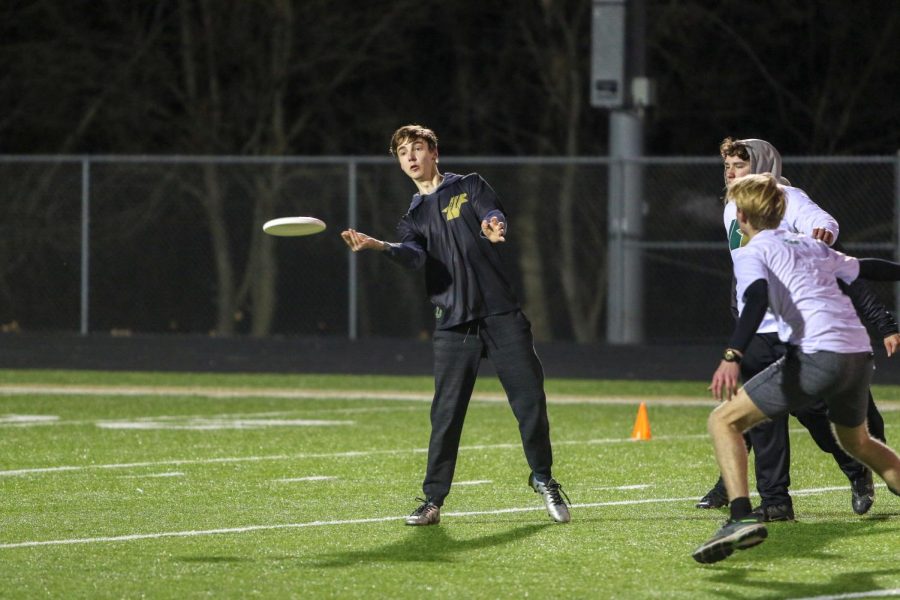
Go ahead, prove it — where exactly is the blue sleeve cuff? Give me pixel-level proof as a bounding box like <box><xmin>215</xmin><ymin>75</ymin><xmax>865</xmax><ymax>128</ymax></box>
<box><xmin>481</xmin><ymin>209</ymin><xmax>507</xmax><ymax>238</ymax></box>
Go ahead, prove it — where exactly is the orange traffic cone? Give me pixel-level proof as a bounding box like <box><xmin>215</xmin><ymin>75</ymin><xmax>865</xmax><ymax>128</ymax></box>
<box><xmin>630</xmin><ymin>402</ymin><xmax>652</xmax><ymax>440</ymax></box>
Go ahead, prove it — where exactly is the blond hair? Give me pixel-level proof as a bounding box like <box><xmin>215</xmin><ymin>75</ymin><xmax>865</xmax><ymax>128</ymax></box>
<box><xmin>728</xmin><ymin>173</ymin><xmax>785</xmax><ymax>231</ymax></box>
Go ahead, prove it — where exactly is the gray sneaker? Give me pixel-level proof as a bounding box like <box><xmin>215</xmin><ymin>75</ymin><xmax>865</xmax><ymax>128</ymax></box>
<box><xmin>529</xmin><ymin>475</ymin><xmax>571</xmax><ymax>523</ymax></box>
<box><xmin>692</xmin><ymin>517</ymin><xmax>768</xmax><ymax>564</ymax></box>
<box><xmin>405</xmin><ymin>499</ymin><xmax>440</xmax><ymax>526</ymax></box>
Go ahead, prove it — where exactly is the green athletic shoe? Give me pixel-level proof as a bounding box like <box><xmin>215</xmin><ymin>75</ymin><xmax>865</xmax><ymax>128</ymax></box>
<box><xmin>692</xmin><ymin>517</ymin><xmax>768</xmax><ymax>564</ymax></box>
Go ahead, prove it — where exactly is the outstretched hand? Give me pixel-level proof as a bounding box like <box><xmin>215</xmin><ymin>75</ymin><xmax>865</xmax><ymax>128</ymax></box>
<box><xmin>481</xmin><ymin>216</ymin><xmax>506</xmax><ymax>243</ymax></box>
<box><xmin>811</xmin><ymin>228</ymin><xmax>834</xmax><ymax>245</ymax></box>
<box><xmin>709</xmin><ymin>361</ymin><xmax>741</xmax><ymax>402</ymax></box>
<box><xmin>884</xmin><ymin>333</ymin><xmax>900</xmax><ymax>357</ymax></box>
<box><xmin>341</xmin><ymin>229</ymin><xmax>385</xmax><ymax>252</ymax></box>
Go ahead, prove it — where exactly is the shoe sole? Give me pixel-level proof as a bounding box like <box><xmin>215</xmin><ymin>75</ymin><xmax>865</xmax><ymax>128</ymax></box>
<box><xmin>405</xmin><ymin>517</ymin><xmax>440</xmax><ymax>526</ymax></box>
<box><xmin>762</xmin><ymin>514</ymin><xmax>795</xmax><ymax>522</ymax></box>
<box><xmin>546</xmin><ymin>508</ymin><xmax>571</xmax><ymax>523</ymax></box>
<box><xmin>852</xmin><ymin>496</ymin><xmax>874</xmax><ymax>516</ymax></box>
<box><xmin>695</xmin><ymin>501</ymin><xmax>728</xmax><ymax>510</ymax></box>
<box><xmin>692</xmin><ymin>524</ymin><xmax>768</xmax><ymax>564</ymax></box>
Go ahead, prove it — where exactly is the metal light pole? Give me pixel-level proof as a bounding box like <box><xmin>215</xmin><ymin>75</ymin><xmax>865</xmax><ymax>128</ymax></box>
<box><xmin>591</xmin><ymin>0</ymin><xmax>653</xmax><ymax>343</ymax></box>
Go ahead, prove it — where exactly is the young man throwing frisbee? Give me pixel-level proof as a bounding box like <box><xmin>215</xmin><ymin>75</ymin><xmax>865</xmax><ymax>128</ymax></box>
<box><xmin>341</xmin><ymin>124</ymin><xmax>570</xmax><ymax>526</ymax></box>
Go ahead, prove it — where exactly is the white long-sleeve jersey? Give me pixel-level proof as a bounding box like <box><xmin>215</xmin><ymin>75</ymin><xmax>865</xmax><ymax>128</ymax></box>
<box><xmin>723</xmin><ymin>185</ymin><xmax>840</xmax><ymax>334</ymax></box>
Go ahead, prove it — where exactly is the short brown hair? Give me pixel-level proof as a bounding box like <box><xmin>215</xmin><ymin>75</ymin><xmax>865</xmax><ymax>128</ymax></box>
<box><xmin>728</xmin><ymin>173</ymin><xmax>785</xmax><ymax>231</ymax></box>
<box><xmin>719</xmin><ymin>137</ymin><xmax>750</xmax><ymax>161</ymax></box>
<box><xmin>389</xmin><ymin>124</ymin><xmax>438</xmax><ymax>156</ymax></box>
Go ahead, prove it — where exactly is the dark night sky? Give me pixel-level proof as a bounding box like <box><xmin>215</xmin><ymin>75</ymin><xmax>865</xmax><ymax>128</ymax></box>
<box><xmin>2</xmin><ymin>0</ymin><xmax>899</xmax><ymax>156</ymax></box>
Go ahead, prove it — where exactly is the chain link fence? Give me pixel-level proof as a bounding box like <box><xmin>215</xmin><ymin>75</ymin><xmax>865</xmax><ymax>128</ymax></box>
<box><xmin>2</xmin><ymin>154</ymin><xmax>897</xmax><ymax>343</ymax></box>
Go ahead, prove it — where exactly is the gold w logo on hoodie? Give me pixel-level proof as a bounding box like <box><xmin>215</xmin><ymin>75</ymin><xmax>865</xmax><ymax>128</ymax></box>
<box><xmin>442</xmin><ymin>193</ymin><xmax>468</xmax><ymax>221</ymax></box>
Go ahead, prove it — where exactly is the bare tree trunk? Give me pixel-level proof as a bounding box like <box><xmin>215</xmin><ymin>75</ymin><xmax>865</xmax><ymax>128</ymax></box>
<box><xmin>244</xmin><ymin>0</ymin><xmax>293</xmax><ymax>336</ymax></box>
<box><xmin>244</xmin><ymin>167</ymin><xmax>280</xmax><ymax>337</ymax></box>
<box><xmin>178</xmin><ymin>0</ymin><xmax>237</xmax><ymax>335</ymax></box>
<box><xmin>517</xmin><ymin>165</ymin><xmax>552</xmax><ymax>341</ymax></box>
<box><xmin>201</xmin><ymin>162</ymin><xmax>237</xmax><ymax>335</ymax></box>
<box><xmin>553</xmin><ymin>4</ymin><xmax>605</xmax><ymax>343</ymax></box>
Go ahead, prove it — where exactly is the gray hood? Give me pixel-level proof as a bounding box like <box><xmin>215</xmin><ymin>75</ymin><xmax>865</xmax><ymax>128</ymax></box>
<box><xmin>737</xmin><ymin>138</ymin><xmax>791</xmax><ymax>185</ymax></box>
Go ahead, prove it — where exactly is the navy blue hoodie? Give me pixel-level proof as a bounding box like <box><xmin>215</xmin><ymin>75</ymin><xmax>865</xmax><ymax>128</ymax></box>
<box><xmin>383</xmin><ymin>172</ymin><xmax>520</xmax><ymax>329</ymax></box>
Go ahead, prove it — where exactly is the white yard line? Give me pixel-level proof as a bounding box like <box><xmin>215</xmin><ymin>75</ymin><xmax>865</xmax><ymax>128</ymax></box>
<box><xmin>0</xmin><ymin>383</ymin><xmax>719</xmax><ymax>406</ymax></box>
<box><xmin>0</xmin><ymin>407</ymin><xmax>422</xmax><ymax>429</ymax></box>
<box><xmin>118</xmin><ymin>472</ymin><xmax>185</xmax><ymax>479</ymax></box>
<box><xmin>0</xmin><ymin>485</ymin><xmax>864</xmax><ymax>550</ymax></box>
<box><xmin>3</xmin><ymin>384</ymin><xmax>900</xmax><ymax>413</ymax></box>
<box><xmin>95</xmin><ymin>418</ymin><xmax>354</xmax><ymax>430</ymax></box>
<box><xmin>0</xmin><ymin>496</ymin><xmax>707</xmax><ymax>550</ymax></box>
<box><xmin>0</xmin><ymin>414</ymin><xmax>59</xmax><ymax>424</ymax></box>
<box><xmin>0</xmin><ymin>434</ymin><xmax>708</xmax><ymax>477</ymax></box>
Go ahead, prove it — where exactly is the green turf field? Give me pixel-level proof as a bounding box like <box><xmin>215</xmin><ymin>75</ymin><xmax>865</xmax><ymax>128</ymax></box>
<box><xmin>1</xmin><ymin>369</ymin><xmax>899</xmax><ymax>599</ymax></box>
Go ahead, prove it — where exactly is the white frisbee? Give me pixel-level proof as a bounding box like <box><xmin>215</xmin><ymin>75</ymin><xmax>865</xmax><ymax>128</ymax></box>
<box><xmin>262</xmin><ymin>216</ymin><xmax>326</xmax><ymax>237</ymax></box>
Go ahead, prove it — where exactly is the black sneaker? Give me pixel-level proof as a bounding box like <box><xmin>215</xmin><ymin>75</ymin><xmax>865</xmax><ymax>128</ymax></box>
<box><xmin>692</xmin><ymin>517</ymin><xmax>768</xmax><ymax>564</ymax></box>
<box><xmin>851</xmin><ymin>471</ymin><xmax>875</xmax><ymax>515</ymax></box>
<box><xmin>696</xmin><ymin>487</ymin><xmax>729</xmax><ymax>509</ymax></box>
<box><xmin>750</xmin><ymin>502</ymin><xmax>794</xmax><ymax>522</ymax></box>
<box><xmin>529</xmin><ymin>475</ymin><xmax>571</xmax><ymax>523</ymax></box>
<box><xmin>405</xmin><ymin>498</ymin><xmax>440</xmax><ymax>526</ymax></box>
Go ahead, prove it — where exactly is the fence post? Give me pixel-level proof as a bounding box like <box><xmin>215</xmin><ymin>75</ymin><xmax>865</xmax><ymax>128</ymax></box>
<box><xmin>80</xmin><ymin>158</ymin><xmax>90</xmax><ymax>335</ymax></box>
<box><xmin>348</xmin><ymin>160</ymin><xmax>358</xmax><ymax>340</ymax></box>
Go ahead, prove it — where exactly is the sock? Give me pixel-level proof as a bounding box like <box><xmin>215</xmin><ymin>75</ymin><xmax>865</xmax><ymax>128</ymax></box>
<box><xmin>730</xmin><ymin>497</ymin><xmax>752</xmax><ymax>520</ymax></box>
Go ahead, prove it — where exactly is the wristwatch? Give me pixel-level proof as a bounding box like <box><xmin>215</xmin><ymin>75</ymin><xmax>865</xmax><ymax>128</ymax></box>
<box><xmin>723</xmin><ymin>349</ymin><xmax>742</xmax><ymax>363</ymax></box>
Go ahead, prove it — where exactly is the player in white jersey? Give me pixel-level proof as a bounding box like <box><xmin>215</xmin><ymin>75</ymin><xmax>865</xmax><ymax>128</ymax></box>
<box><xmin>692</xmin><ymin>174</ymin><xmax>900</xmax><ymax>564</ymax></box>
<box><xmin>696</xmin><ymin>138</ymin><xmax>896</xmax><ymax>520</ymax></box>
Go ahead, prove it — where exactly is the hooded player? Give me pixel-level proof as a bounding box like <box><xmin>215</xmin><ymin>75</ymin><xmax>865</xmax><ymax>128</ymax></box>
<box><xmin>695</xmin><ymin>138</ymin><xmax>897</xmax><ymax>521</ymax></box>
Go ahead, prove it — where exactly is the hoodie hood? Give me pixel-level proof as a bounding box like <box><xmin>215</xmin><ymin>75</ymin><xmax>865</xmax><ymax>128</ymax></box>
<box><xmin>731</xmin><ymin>139</ymin><xmax>791</xmax><ymax>186</ymax></box>
<box><xmin>741</xmin><ymin>139</ymin><xmax>782</xmax><ymax>177</ymax></box>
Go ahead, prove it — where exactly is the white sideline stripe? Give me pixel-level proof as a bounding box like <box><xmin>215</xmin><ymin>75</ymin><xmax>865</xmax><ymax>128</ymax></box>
<box><xmin>597</xmin><ymin>484</ymin><xmax>650</xmax><ymax>490</ymax></box>
<box><xmin>0</xmin><ymin>495</ymin><xmax>699</xmax><ymax>550</ymax></box>
<box><xmin>0</xmin><ymin>384</ymin><xmax>720</xmax><ymax>406</ymax></box>
<box><xmin>789</xmin><ymin>484</ymin><xmax>884</xmax><ymax>496</ymax></box>
<box><xmin>0</xmin><ymin>414</ymin><xmax>59</xmax><ymax>424</ymax></box>
<box><xmin>4</xmin><ymin>384</ymin><xmax>900</xmax><ymax>414</ymax></box>
<box><xmin>788</xmin><ymin>590</ymin><xmax>900</xmax><ymax>600</ymax></box>
<box><xmin>453</xmin><ymin>480</ymin><xmax>492</xmax><ymax>486</ymax></box>
<box><xmin>96</xmin><ymin>418</ymin><xmax>354</xmax><ymax>430</ymax></box>
<box><xmin>276</xmin><ymin>476</ymin><xmax>337</xmax><ymax>482</ymax></box>
<box><xmin>0</xmin><ymin>408</ymin><xmax>428</xmax><ymax>429</ymax></box>
<box><xmin>119</xmin><ymin>472</ymin><xmax>184</xmax><ymax>479</ymax></box>
<box><xmin>0</xmin><ymin>434</ymin><xmax>705</xmax><ymax>477</ymax></box>
<box><xmin>0</xmin><ymin>484</ymin><xmax>866</xmax><ymax>551</ymax></box>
